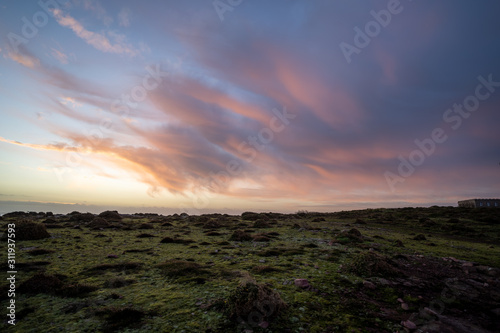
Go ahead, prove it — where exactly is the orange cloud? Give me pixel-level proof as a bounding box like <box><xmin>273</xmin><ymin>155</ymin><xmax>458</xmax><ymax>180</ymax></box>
<box><xmin>5</xmin><ymin>50</ymin><xmax>40</xmax><ymax>68</ymax></box>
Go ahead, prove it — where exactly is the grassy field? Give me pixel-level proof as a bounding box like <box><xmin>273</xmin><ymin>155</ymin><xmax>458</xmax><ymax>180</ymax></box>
<box><xmin>1</xmin><ymin>207</ymin><xmax>499</xmax><ymax>332</ymax></box>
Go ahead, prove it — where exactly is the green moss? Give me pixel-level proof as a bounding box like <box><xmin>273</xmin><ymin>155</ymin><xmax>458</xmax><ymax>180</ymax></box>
<box><xmin>2</xmin><ymin>207</ymin><xmax>499</xmax><ymax>331</ymax></box>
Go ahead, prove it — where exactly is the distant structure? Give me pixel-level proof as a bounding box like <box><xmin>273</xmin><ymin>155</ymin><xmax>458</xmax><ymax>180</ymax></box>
<box><xmin>458</xmin><ymin>198</ymin><xmax>500</xmax><ymax>208</ymax></box>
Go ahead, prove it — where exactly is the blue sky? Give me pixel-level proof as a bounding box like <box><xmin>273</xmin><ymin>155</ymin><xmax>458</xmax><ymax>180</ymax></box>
<box><xmin>0</xmin><ymin>0</ymin><xmax>499</xmax><ymax>215</ymax></box>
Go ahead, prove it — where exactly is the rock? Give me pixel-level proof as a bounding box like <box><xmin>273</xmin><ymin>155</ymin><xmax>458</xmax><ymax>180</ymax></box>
<box><xmin>377</xmin><ymin>278</ymin><xmax>391</xmax><ymax>285</ymax></box>
<box><xmin>402</xmin><ymin>320</ymin><xmax>417</xmax><ymax>329</ymax></box>
<box><xmin>294</xmin><ymin>279</ymin><xmax>311</xmax><ymax>289</ymax></box>
<box><xmin>363</xmin><ymin>280</ymin><xmax>376</xmax><ymax>289</ymax></box>
<box><xmin>413</xmin><ymin>234</ymin><xmax>427</xmax><ymax>241</ymax></box>
<box><xmin>258</xmin><ymin>321</ymin><xmax>269</xmax><ymax>328</ymax></box>
<box><xmin>347</xmin><ymin>228</ymin><xmax>362</xmax><ymax>237</ymax></box>
<box><xmin>252</xmin><ymin>235</ymin><xmax>271</xmax><ymax>242</ymax></box>
<box><xmin>393</xmin><ymin>240</ymin><xmax>404</xmax><ymax>247</ymax></box>
<box><xmin>401</xmin><ymin>303</ymin><xmax>409</xmax><ymax>310</ymax></box>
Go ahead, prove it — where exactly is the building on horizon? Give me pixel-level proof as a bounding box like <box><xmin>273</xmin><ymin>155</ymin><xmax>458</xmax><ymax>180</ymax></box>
<box><xmin>458</xmin><ymin>198</ymin><xmax>500</xmax><ymax>208</ymax></box>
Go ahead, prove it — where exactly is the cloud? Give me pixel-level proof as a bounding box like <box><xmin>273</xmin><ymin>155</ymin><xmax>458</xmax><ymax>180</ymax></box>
<box><xmin>59</xmin><ymin>96</ymin><xmax>82</xmax><ymax>108</ymax></box>
<box><xmin>82</xmin><ymin>0</ymin><xmax>113</xmax><ymax>26</ymax></box>
<box><xmin>0</xmin><ymin>136</ymin><xmax>70</xmax><ymax>152</ymax></box>
<box><xmin>4</xmin><ymin>1</ymin><xmax>499</xmax><ymax>208</ymax></box>
<box><xmin>4</xmin><ymin>46</ymin><xmax>40</xmax><ymax>68</ymax></box>
<box><xmin>118</xmin><ymin>8</ymin><xmax>131</xmax><ymax>27</ymax></box>
<box><xmin>51</xmin><ymin>48</ymin><xmax>69</xmax><ymax>64</ymax></box>
<box><xmin>52</xmin><ymin>9</ymin><xmax>140</xmax><ymax>57</ymax></box>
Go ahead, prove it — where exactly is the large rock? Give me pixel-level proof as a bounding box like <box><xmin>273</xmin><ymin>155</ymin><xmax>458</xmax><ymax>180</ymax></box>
<box><xmin>294</xmin><ymin>279</ymin><xmax>311</xmax><ymax>289</ymax></box>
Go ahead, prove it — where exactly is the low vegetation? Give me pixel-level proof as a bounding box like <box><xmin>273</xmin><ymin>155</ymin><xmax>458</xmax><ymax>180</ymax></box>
<box><xmin>1</xmin><ymin>207</ymin><xmax>499</xmax><ymax>332</ymax></box>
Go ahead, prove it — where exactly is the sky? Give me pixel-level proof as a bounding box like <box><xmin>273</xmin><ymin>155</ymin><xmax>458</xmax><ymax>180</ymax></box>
<box><xmin>0</xmin><ymin>0</ymin><xmax>499</xmax><ymax>215</ymax></box>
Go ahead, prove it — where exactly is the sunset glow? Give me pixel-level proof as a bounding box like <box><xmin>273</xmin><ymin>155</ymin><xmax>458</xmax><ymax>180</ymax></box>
<box><xmin>1</xmin><ymin>0</ymin><xmax>499</xmax><ymax>215</ymax></box>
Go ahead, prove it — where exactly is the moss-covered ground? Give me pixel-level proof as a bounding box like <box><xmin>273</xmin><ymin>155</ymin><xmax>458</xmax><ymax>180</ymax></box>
<box><xmin>1</xmin><ymin>206</ymin><xmax>499</xmax><ymax>332</ymax></box>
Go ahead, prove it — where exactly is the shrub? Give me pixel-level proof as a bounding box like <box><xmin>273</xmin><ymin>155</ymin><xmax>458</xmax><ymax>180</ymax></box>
<box><xmin>88</xmin><ymin>217</ymin><xmax>110</xmax><ymax>229</ymax></box>
<box><xmin>224</xmin><ymin>282</ymin><xmax>287</xmax><ymax>326</ymax></box>
<box><xmin>69</xmin><ymin>212</ymin><xmax>94</xmax><ymax>222</ymax></box>
<box><xmin>413</xmin><ymin>234</ymin><xmax>427</xmax><ymax>241</ymax></box>
<box><xmin>104</xmin><ymin>277</ymin><xmax>136</xmax><ymax>288</ymax></box>
<box><xmin>252</xmin><ymin>234</ymin><xmax>271</xmax><ymax>242</ymax></box>
<box><xmin>253</xmin><ymin>219</ymin><xmax>271</xmax><ymax>228</ymax></box>
<box><xmin>59</xmin><ymin>283</ymin><xmax>98</xmax><ymax>297</ymax></box>
<box><xmin>203</xmin><ymin>220</ymin><xmax>222</xmax><ymax>229</ymax></box>
<box><xmin>8</xmin><ymin>220</ymin><xmax>51</xmax><ymax>240</ymax></box>
<box><xmin>156</xmin><ymin>260</ymin><xmax>210</xmax><ymax>278</ymax></box>
<box><xmin>19</xmin><ymin>273</ymin><xmax>63</xmax><ymax>294</ymax></box>
<box><xmin>85</xmin><ymin>262</ymin><xmax>143</xmax><ymax>275</ymax></box>
<box><xmin>137</xmin><ymin>233</ymin><xmax>155</xmax><ymax>238</ymax></box>
<box><xmin>98</xmin><ymin>210</ymin><xmax>122</xmax><ymax>222</ymax></box>
<box><xmin>242</xmin><ymin>212</ymin><xmax>267</xmax><ymax>221</ymax></box>
<box><xmin>27</xmin><ymin>248</ymin><xmax>55</xmax><ymax>256</ymax></box>
<box><xmin>345</xmin><ymin>252</ymin><xmax>399</xmax><ymax>278</ymax></box>
<box><xmin>138</xmin><ymin>223</ymin><xmax>154</xmax><ymax>229</ymax></box>
<box><xmin>229</xmin><ymin>230</ymin><xmax>253</xmax><ymax>241</ymax></box>
<box><xmin>95</xmin><ymin>306</ymin><xmax>146</xmax><ymax>332</ymax></box>
<box><xmin>159</xmin><ymin>237</ymin><xmax>194</xmax><ymax>244</ymax></box>
<box><xmin>252</xmin><ymin>265</ymin><xmax>282</xmax><ymax>274</ymax></box>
